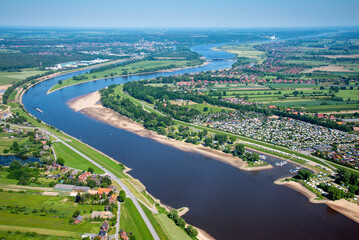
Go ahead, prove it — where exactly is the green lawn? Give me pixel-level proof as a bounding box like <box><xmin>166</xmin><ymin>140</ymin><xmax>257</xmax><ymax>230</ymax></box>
<box><xmin>0</xmin><ymin>69</ymin><xmax>45</xmax><ymax>86</ymax></box>
<box><xmin>120</xmin><ymin>199</ymin><xmax>153</xmax><ymax>240</ymax></box>
<box><xmin>52</xmin><ymin>141</ymin><xmax>104</xmax><ymax>174</ymax></box>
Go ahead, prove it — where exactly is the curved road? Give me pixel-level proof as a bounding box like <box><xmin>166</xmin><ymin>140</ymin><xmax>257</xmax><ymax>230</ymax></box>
<box><xmin>2</xmin><ymin>121</ymin><xmax>160</xmax><ymax>240</ymax></box>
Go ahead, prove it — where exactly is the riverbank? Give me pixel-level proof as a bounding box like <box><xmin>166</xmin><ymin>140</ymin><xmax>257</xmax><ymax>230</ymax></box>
<box><xmin>48</xmin><ymin>61</ymin><xmax>209</xmax><ymax>94</ymax></box>
<box><xmin>274</xmin><ymin>177</ymin><xmax>359</xmax><ymax>223</ymax></box>
<box><xmin>16</xmin><ymin>65</ymin><xmax>216</xmax><ymax>240</ymax></box>
<box><xmin>68</xmin><ymin>91</ymin><xmax>274</xmax><ymax>172</ymax></box>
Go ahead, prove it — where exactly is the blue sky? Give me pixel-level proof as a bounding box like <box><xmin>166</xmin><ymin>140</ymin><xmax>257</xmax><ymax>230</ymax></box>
<box><xmin>0</xmin><ymin>0</ymin><xmax>358</xmax><ymax>28</ymax></box>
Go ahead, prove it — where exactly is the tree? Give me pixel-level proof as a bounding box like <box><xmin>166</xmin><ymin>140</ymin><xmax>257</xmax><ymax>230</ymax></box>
<box><xmin>235</xmin><ymin>144</ymin><xmax>245</xmax><ymax>157</ymax></box>
<box><xmin>72</xmin><ymin>210</ymin><xmax>80</xmax><ymax>218</ymax></box>
<box><xmin>214</xmin><ymin>133</ymin><xmax>227</xmax><ymax>145</ymax></box>
<box><xmin>203</xmin><ymin>107</ymin><xmax>208</xmax><ymax>112</ymax></box>
<box><xmin>185</xmin><ymin>225</ymin><xmax>198</xmax><ymax>237</ymax></box>
<box><xmin>176</xmin><ymin>217</ymin><xmax>186</xmax><ymax>227</ymax></box>
<box><xmin>250</xmin><ymin>152</ymin><xmax>260</xmax><ymax>162</ymax></box>
<box><xmin>57</xmin><ymin>158</ymin><xmax>65</xmax><ymax>165</ymax></box>
<box><xmin>336</xmin><ymin>168</ymin><xmax>350</xmax><ymax>185</ymax></box>
<box><xmin>229</xmin><ymin>136</ymin><xmax>236</xmax><ymax>143</ymax></box>
<box><xmin>87</xmin><ymin>179</ymin><xmax>97</xmax><ymax>188</ymax></box>
<box><xmin>118</xmin><ymin>190</ymin><xmax>126</xmax><ymax>202</ymax></box>
<box><xmin>327</xmin><ymin>186</ymin><xmax>345</xmax><ymax>200</ymax></box>
<box><xmin>18</xmin><ymin>176</ymin><xmax>27</xmax><ymax>185</ymax></box>
<box><xmin>87</xmin><ymin>167</ymin><xmax>94</xmax><ymax>174</ymax></box>
<box><xmin>204</xmin><ymin>137</ymin><xmax>213</xmax><ymax>147</ymax></box>
<box><xmin>295</xmin><ymin>169</ymin><xmax>312</xmax><ymax>180</ymax></box>
<box><xmin>58</xmin><ymin>80</ymin><xmax>62</xmax><ymax>85</ymax></box>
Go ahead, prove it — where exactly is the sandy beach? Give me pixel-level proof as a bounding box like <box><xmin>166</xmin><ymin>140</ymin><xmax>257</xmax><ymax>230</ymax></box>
<box><xmin>274</xmin><ymin>178</ymin><xmax>359</xmax><ymax>223</ymax></box>
<box><xmin>67</xmin><ymin>91</ymin><xmax>267</xmax><ymax>171</ymax></box>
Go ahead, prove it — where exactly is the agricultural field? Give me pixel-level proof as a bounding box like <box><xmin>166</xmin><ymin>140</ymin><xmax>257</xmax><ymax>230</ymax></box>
<box><xmin>0</xmin><ymin>69</ymin><xmax>45</xmax><ymax>86</ymax></box>
<box><xmin>220</xmin><ymin>44</ymin><xmax>265</xmax><ymax>63</ymax></box>
<box><xmin>0</xmin><ymin>191</ymin><xmax>104</xmax><ymax>238</ymax></box>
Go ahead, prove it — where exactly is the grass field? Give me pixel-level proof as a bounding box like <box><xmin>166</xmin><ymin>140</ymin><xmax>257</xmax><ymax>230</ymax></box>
<box><xmin>0</xmin><ymin>135</ymin><xmax>15</xmax><ymax>153</ymax></box>
<box><xmin>335</xmin><ymin>90</ymin><xmax>359</xmax><ymax>100</ymax></box>
<box><xmin>0</xmin><ymin>191</ymin><xmax>105</xmax><ymax>237</ymax></box>
<box><xmin>140</xmin><ymin>203</ymin><xmax>171</xmax><ymax>240</ymax></box>
<box><xmin>8</xmin><ymin>90</ymin><xmax>17</xmax><ymax>101</ymax></box>
<box><xmin>0</xmin><ymin>69</ymin><xmax>45</xmax><ymax>86</ymax></box>
<box><xmin>52</xmin><ymin>142</ymin><xmax>104</xmax><ymax>174</ymax></box>
<box><xmin>284</xmin><ymin>60</ymin><xmax>329</xmax><ymax>66</ymax></box>
<box><xmin>0</xmin><ymin>228</ymin><xmax>77</xmax><ymax>239</ymax></box>
<box><xmin>120</xmin><ymin>199</ymin><xmax>153</xmax><ymax>240</ymax></box>
<box><xmin>49</xmin><ymin>60</ymin><xmax>195</xmax><ymax>93</ymax></box>
<box><xmin>156</xmin><ymin>214</ymin><xmax>192</xmax><ymax>240</ymax></box>
<box><xmin>0</xmin><ymin>170</ymin><xmax>18</xmax><ymax>186</ymax></box>
<box><xmin>220</xmin><ymin>44</ymin><xmax>265</xmax><ymax>63</ymax></box>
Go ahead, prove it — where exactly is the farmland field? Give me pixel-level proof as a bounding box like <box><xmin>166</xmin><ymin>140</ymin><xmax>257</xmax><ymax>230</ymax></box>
<box><xmin>0</xmin><ymin>69</ymin><xmax>45</xmax><ymax>86</ymax></box>
<box><xmin>0</xmin><ymin>192</ymin><xmax>105</xmax><ymax>237</ymax></box>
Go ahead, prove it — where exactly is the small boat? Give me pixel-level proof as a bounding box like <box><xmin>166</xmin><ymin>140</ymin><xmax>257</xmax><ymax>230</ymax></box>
<box><xmin>36</xmin><ymin>108</ymin><xmax>43</xmax><ymax>113</ymax></box>
<box><xmin>275</xmin><ymin>161</ymin><xmax>288</xmax><ymax>167</ymax></box>
<box><xmin>289</xmin><ymin>168</ymin><xmax>299</xmax><ymax>174</ymax></box>
<box><xmin>259</xmin><ymin>155</ymin><xmax>267</xmax><ymax>160</ymax></box>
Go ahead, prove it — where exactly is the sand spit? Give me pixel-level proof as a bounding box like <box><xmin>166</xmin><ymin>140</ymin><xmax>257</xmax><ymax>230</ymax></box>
<box><xmin>274</xmin><ymin>178</ymin><xmax>359</xmax><ymax>224</ymax></box>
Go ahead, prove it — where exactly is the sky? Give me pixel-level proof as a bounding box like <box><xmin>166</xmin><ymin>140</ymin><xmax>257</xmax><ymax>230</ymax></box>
<box><xmin>0</xmin><ymin>0</ymin><xmax>358</xmax><ymax>28</ymax></box>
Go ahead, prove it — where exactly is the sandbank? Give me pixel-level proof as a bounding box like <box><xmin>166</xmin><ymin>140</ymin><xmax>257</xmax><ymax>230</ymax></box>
<box><xmin>274</xmin><ymin>178</ymin><xmax>359</xmax><ymax>224</ymax></box>
<box><xmin>67</xmin><ymin>91</ymin><xmax>266</xmax><ymax>171</ymax></box>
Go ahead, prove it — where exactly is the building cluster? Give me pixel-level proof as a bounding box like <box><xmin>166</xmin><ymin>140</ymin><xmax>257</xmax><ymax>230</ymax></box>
<box><xmin>46</xmin><ymin>59</ymin><xmax>110</xmax><ymax>71</ymax></box>
<box><xmin>315</xmin><ymin>143</ymin><xmax>359</xmax><ymax>168</ymax></box>
<box><xmin>221</xmin><ymin>97</ymin><xmax>257</xmax><ymax>105</ymax></box>
<box><xmin>191</xmin><ymin>111</ymin><xmax>359</xmax><ymax>155</ymax></box>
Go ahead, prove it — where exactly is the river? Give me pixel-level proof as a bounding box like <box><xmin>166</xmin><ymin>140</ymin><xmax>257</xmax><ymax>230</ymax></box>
<box><xmin>22</xmin><ymin>43</ymin><xmax>359</xmax><ymax>240</ymax></box>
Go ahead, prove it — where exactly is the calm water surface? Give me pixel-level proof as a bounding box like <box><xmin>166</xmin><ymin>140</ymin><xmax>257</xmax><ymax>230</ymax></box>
<box><xmin>23</xmin><ymin>44</ymin><xmax>358</xmax><ymax>240</ymax></box>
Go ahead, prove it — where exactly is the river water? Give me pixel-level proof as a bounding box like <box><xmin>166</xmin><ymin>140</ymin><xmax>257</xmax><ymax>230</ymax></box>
<box><xmin>22</xmin><ymin>44</ymin><xmax>359</xmax><ymax>240</ymax></box>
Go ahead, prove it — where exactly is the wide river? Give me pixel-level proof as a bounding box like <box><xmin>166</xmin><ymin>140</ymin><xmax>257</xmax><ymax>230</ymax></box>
<box><xmin>23</xmin><ymin>44</ymin><xmax>358</xmax><ymax>239</ymax></box>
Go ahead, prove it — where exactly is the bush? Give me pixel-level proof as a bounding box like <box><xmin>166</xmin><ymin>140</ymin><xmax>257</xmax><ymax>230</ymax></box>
<box><xmin>185</xmin><ymin>225</ymin><xmax>198</xmax><ymax>237</ymax></box>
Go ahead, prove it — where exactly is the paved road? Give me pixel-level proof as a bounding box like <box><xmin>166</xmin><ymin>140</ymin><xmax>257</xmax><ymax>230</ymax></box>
<box><xmin>2</xmin><ymin>121</ymin><xmax>160</xmax><ymax>240</ymax></box>
<box><xmin>115</xmin><ymin>202</ymin><xmax>121</xmax><ymax>240</ymax></box>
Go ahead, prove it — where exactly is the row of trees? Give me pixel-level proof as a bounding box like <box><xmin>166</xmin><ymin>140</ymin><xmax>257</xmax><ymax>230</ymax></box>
<box><xmin>168</xmin><ymin>210</ymin><xmax>198</xmax><ymax>237</ymax></box>
<box><xmin>2</xmin><ymin>70</ymin><xmax>54</xmax><ymax>104</ymax></box>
